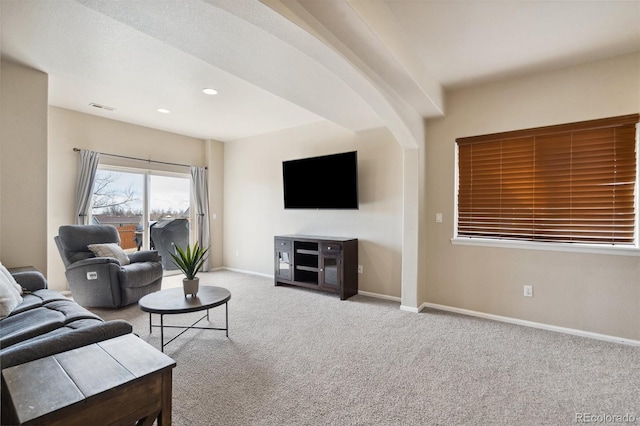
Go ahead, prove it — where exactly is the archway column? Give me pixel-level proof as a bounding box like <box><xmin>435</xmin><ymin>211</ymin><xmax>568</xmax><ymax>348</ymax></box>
<box><xmin>400</xmin><ymin>147</ymin><xmax>420</xmax><ymax>312</ymax></box>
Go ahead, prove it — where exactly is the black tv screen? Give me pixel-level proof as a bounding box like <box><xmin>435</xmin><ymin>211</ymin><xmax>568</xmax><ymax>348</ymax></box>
<box><xmin>283</xmin><ymin>151</ymin><xmax>358</xmax><ymax>209</ymax></box>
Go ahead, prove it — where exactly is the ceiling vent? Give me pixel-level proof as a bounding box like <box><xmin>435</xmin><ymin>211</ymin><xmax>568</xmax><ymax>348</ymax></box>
<box><xmin>89</xmin><ymin>103</ymin><xmax>115</xmax><ymax>112</ymax></box>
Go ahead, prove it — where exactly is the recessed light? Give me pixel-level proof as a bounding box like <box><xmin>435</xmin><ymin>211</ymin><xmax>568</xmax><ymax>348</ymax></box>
<box><xmin>157</xmin><ymin>108</ymin><xmax>171</xmax><ymax>114</ymax></box>
<box><xmin>202</xmin><ymin>88</ymin><xmax>218</xmax><ymax>95</ymax></box>
<box><xmin>89</xmin><ymin>103</ymin><xmax>115</xmax><ymax>111</ymax></box>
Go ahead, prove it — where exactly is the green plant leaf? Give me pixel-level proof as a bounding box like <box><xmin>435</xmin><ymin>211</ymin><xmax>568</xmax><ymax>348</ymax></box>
<box><xmin>170</xmin><ymin>242</ymin><xmax>210</xmax><ymax>280</ymax></box>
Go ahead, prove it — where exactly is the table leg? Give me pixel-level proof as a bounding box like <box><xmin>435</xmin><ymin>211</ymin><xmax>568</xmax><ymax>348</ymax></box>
<box><xmin>149</xmin><ymin>313</ymin><xmax>152</xmax><ymax>334</ymax></box>
<box><xmin>160</xmin><ymin>314</ymin><xmax>164</xmax><ymax>353</ymax></box>
<box><xmin>225</xmin><ymin>302</ymin><xmax>229</xmax><ymax>337</ymax></box>
<box><xmin>158</xmin><ymin>369</ymin><xmax>173</xmax><ymax>426</ymax></box>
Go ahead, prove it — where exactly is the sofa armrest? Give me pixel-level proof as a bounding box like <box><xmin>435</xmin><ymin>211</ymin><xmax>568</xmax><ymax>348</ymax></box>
<box><xmin>128</xmin><ymin>250</ymin><xmax>161</xmax><ymax>264</ymax></box>
<box><xmin>11</xmin><ymin>270</ymin><xmax>47</xmax><ymax>292</ymax></box>
<box><xmin>0</xmin><ymin>320</ymin><xmax>133</xmax><ymax>369</ymax></box>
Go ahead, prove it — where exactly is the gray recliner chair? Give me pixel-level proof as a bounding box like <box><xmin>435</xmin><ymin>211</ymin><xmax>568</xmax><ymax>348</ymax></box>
<box><xmin>55</xmin><ymin>225</ymin><xmax>163</xmax><ymax>308</ymax></box>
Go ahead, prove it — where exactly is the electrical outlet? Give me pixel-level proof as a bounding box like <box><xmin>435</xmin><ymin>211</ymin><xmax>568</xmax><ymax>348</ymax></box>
<box><xmin>357</xmin><ymin>265</ymin><xmax>363</xmax><ymax>274</ymax></box>
<box><xmin>435</xmin><ymin>213</ymin><xmax>443</xmax><ymax>223</ymax></box>
<box><xmin>524</xmin><ymin>285</ymin><xmax>533</xmax><ymax>297</ymax></box>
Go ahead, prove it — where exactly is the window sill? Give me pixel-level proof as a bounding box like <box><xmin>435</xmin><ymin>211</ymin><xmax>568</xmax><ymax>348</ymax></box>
<box><xmin>451</xmin><ymin>237</ymin><xmax>640</xmax><ymax>257</ymax></box>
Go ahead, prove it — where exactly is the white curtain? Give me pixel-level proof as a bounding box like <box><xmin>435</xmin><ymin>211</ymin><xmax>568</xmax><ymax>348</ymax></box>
<box><xmin>191</xmin><ymin>166</ymin><xmax>211</xmax><ymax>271</ymax></box>
<box><xmin>75</xmin><ymin>150</ymin><xmax>100</xmax><ymax>225</ymax></box>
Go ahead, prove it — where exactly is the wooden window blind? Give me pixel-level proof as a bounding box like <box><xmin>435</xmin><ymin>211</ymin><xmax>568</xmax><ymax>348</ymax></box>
<box><xmin>456</xmin><ymin>114</ymin><xmax>639</xmax><ymax>245</ymax></box>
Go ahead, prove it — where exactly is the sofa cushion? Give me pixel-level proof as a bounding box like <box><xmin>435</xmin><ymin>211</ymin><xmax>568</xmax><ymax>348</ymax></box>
<box><xmin>0</xmin><ymin>264</ymin><xmax>23</xmax><ymax>319</ymax></box>
<box><xmin>0</xmin><ymin>307</ymin><xmax>66</xmax><ymax>349</ymax></box>
<box><xmin>8</xmin><ymin>290</ymin><xmax>70</xmax><ymax>316</ymax></box>
<box><xmin>7</xmin><ymin>294</ymin><xmax>45</xmax><ymax>315</ymax></box>
<box><xmin>1</xmin><ymin>292</ymin><xmax>103</xmax><ymax>349</ymax></box>
<box><xmin>42</xmin><ymin>299</ymin><xmax>103</xmax><ymax>322</ymax></box>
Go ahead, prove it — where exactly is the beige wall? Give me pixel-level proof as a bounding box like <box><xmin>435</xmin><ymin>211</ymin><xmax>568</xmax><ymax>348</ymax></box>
<box><xmin>0</xmin><ymin>59</ymin><xmax>49</xmax><ymax>273</ymax></box>
<box><xmin>4</xmin><ymin>50</ymin><xmax>637</xmax><ymax>342</ymax></box>
<box><xmin>47</xmin><ymin>107</ymin><xmax>222</xmax><ymax>291</ymax></box>
<box><xmin>206</xmin><ymin>139</ymin><xmax>225</xmax><ymax>269</ymax></box>
<box><xmin>423</xmin><ymin>53</ymin><xmax>640</xmax><ymax>340</ymax></box>
<box><xmin>223</xmin><ymin>121</ymin><xmax>403</xmax><ymax>297</ymax></box>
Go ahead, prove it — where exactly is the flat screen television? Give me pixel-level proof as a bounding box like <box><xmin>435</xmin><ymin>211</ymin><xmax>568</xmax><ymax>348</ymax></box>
<box><xmin>283</xmin><ymin>151</ymin><xmax>358</xmax><ymax>209</ymax></box>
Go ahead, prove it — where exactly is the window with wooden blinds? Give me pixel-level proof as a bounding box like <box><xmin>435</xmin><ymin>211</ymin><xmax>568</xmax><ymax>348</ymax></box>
<box><xmin>456</xmin><ymin>114</ymin><xmax>639</xmax><ymax>246</ymax></box>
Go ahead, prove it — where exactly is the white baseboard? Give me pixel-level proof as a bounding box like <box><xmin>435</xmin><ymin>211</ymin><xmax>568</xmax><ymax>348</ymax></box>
<box><xmin>358</xmin><ymin>290</ymin><xmax>401</xmax><ymax>302</ymax></box>
<box><xmin>420</xmin><ymin>302</ymin><xmax>640</xmax><ymax>347</ymax></box>
<box><xmin>222</xmin><ymin>267</ymin><xmax>274</xmax><ymax>279</ymax></box>
<box><xmin>202</xmin><ymin>268</ymin><xmax>638</xmax><ymax>346</ymax></box>
<box><xmin>198</xmin><ymin>268</ymin><xmax>639</xmax><ymax>346</ymax></box>
<box><xmin>213</xmin><ymin>270</ymin><xmax>404</xmax><ymax>303</ymax></box>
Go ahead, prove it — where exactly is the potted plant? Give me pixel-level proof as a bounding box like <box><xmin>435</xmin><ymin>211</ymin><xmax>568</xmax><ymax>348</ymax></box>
<box><xmin>170</xmin><ymin>242</ymin><xmax>209</xmax><ymax>297</ymax></box>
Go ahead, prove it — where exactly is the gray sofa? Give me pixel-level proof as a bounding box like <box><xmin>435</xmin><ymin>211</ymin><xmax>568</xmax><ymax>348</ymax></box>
<box><xmin>0</xmin><ymin>269</ymin><xmax>132</xmax><ymax>369</ymax></box>
<box><xmin>55</xmin><ymin>225</ymin><xmax>163</xmax><ymax>308</ymax></box>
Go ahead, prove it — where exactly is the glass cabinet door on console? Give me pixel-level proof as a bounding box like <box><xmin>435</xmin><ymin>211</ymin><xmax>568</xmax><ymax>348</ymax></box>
<box><xmin>319</xmin><ymin>243</ymin><xmax>342</xmax><ymax>289</ymax></box>
<box><xmin>275</xmin><ymin>239</ymin><xmax>292</xmax><ymax>281</ymax></box>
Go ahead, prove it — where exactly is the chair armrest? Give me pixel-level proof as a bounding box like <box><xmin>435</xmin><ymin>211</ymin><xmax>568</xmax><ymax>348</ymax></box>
<box><xmin>66</xmin><ymin>257</ymin><xmax>122</xmax><ymax>271</ymax></box>
<box><xmin>11</xmin><ymin>270</ymin><xmax>48</xmax><ymax>292</ymax></box>
<box><xmin>128</xmin><ymin>250</ymin><xmax>161</xmax><ymax>264</ymax></box>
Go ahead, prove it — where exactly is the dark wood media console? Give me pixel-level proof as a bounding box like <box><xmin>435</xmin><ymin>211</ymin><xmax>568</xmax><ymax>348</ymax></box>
<box><xmin>274</xmin><ymin>235</ymin><xmax>358</xmax><ymax>300</ymax></box>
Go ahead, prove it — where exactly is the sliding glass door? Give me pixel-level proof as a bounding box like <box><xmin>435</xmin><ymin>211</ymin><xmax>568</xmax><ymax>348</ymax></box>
<box><xmin>149</xmin><ymin>174</ymin><xmax>191</xmax><ymax>270</ymax></box>
<box><xmin>91</xmin><ymin>166</ymin><xmax>191</xmax><ymax>273</ymax></box>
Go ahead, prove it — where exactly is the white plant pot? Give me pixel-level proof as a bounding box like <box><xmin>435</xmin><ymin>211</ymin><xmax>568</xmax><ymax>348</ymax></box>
<box><xmin>183</xmin><ymin>277</ymin><xmax>199</xmax><ymax>297</ymax></box>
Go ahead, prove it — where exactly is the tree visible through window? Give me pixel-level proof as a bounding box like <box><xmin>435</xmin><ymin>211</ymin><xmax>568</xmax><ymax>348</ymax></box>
<box><xmin>456</xmin><ymin>114</ymin><xmax>639</xmax><ymax>246</ymax></box>
<box><xmin>92</xmin><ymin>170</ymin><xmax>143</xmax><ymax>251</ymax></box>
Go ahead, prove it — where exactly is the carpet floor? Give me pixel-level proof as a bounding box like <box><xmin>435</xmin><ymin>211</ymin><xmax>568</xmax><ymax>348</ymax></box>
<box><xmin>90</xmin><ymin>271</ymin><xmax>639</xmax><ymax>425</ymax></box>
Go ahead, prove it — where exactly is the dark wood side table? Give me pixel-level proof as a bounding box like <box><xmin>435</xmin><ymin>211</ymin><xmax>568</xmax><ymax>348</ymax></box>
<box><xmin>1</xmin><ymin>334</ymin><xmax>176</xmax><ymax>426</ymax></box>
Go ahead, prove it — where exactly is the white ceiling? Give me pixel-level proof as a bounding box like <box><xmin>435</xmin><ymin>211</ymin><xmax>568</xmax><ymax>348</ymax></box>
<box><xmin>1</xmin><ymin>0</ymin><xmax>638</xmax><ymax>143</ymax></box>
